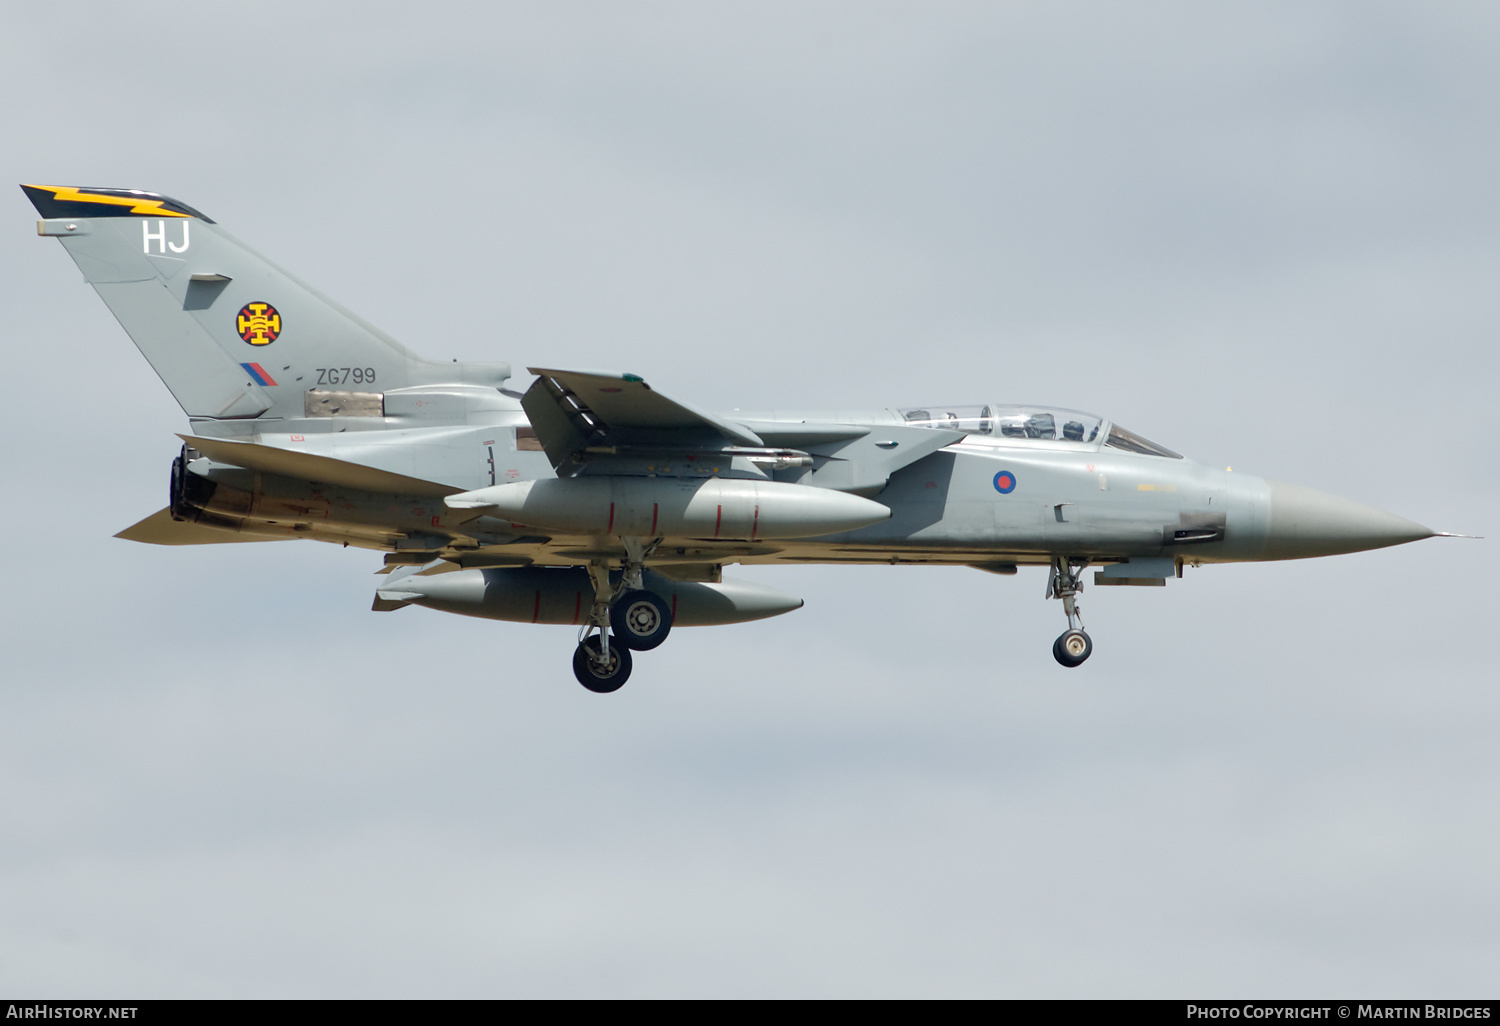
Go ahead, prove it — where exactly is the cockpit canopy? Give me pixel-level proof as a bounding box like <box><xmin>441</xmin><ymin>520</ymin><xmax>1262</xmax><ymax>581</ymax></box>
<box><xmin>897</xmin><ymin>405</ymin><xmax>1181</xmax><ymax>458</ymax></box>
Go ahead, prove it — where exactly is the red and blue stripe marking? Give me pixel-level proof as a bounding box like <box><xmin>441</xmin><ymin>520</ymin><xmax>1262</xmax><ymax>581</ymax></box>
<box><xmin>241</xmin><ymin>362</ymin><xmax>278</xmax><ymax>386</ymax></box>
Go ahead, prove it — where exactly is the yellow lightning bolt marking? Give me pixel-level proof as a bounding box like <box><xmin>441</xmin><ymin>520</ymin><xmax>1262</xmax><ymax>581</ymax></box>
<box><xmin>26</xmin><ymin>185</ymin><xmax>192</xmax><ymax>217</ymax></box>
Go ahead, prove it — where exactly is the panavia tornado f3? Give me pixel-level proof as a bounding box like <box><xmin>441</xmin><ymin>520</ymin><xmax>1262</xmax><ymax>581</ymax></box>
<box><xmin>24</xmin><ymin>184</ymin><xmax>1450</xmax><ymax>691</ymax></box>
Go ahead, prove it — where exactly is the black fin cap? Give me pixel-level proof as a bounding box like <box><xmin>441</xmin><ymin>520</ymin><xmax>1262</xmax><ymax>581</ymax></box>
<box><xmin>20</xmin><ymin>185</ymin><xmax>215</xmax><ymax>223</ymax></box>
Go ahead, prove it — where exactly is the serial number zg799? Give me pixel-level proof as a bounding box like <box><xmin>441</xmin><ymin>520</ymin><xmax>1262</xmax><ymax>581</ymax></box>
<box><xmin>316</xmin><ymin>367</ymin><xmax>377</xmax><ymax>386</ymax></box>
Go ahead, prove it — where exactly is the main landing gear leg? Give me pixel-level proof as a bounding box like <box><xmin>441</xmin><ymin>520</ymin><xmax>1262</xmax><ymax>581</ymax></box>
<box><xmin>572</xmin><ymin>561</ymin><xmax>631</xmax><ymax>693</ymax></box>
<box><xmin>570</xmin><ymin>539</ymin><xmax>670</xmax><ymax>693</ymax></box>
<box><xmin>610</xmin><ymin>537</ymin><xmax>671</xmax><ymax>652</ymax></box>
<box><xmin>1047</xmin><ymin>556</ymin><xmax>1093</xmax><ymax>668</ymax></box>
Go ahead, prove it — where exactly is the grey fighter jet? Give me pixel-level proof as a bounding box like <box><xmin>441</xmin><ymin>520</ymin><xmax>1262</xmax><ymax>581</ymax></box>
<box><xmin>24</xmin><ymin>184</ymin><xmax>1446</xmax><ymax>691</ymax></box>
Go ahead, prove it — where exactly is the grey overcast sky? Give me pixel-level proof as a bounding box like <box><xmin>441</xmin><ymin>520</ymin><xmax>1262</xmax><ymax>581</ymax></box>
<box><xmin>1</xmin><ymin>1</ymin><xmax>1496</xmax><ymax>998</ymax></box>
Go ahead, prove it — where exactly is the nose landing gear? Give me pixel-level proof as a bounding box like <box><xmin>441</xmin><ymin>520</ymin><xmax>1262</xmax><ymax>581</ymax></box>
<box><xmin>1048</xmin><ymin>556</ymin><xmax>1093</xmax><ymax>667</ymax></box>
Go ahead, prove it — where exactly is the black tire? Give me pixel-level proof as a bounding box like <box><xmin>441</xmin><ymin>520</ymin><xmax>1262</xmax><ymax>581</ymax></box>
<box><xmin>610</xmin><ymin>590</ymin><xmax>673</xmax><ymax>651</ymax></box>
<box><xmin>573</xmin><ymin>635</ymin><xmax>633</xmax><ymax>693</ymax></box>
<box><xmin>1053</xmin><ymin>629</ymin><xmax>1092</xmax><ymax>668</ymax></box>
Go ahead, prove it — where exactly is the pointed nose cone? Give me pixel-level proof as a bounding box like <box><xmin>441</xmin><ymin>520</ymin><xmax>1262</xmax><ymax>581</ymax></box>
<box><xmin>1264</xmin><ymin>480</ymin><xmax>1434</xmax><ymax>560</ymax></box>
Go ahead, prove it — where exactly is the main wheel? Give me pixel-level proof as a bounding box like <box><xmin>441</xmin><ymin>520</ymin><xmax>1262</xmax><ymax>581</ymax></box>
<box><xmin>573</xmin><ymin>635</ymin><xmax>633</xmax><ymax>693</ymax></box>
<box><xmin>610</xmin><ymin>590</ymin><xmax>673</xmax><ymax>651</ymax></box>
<box><xmin>1053</xmin><ymin>629</ymin><xmax>1093</xmax><ymax>668</ymax></box>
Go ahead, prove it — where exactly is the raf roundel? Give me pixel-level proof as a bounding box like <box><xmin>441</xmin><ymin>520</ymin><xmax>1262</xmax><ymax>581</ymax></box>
<box><xmin>236</xmin><ymin>302</ymin><xmax>281</xmax><ymax>346</ymax></box>
<box><xmin>993</xmin><ymin>470</ymin><xmax>1017</xmax><ymax>494</ymax></box>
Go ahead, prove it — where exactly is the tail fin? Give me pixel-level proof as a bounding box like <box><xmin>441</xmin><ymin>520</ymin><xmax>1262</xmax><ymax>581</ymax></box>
<box><xmin>24</xmin><ymin>185</ymin><xmax>508</xmax><ymax>421</ymax></box>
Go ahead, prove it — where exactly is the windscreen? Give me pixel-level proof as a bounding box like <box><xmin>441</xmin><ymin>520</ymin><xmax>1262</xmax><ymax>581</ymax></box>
<box><xmin>1104</xmin><ymin>423</ymin><xmax>1182</xmax><ymax>459</ymax></box>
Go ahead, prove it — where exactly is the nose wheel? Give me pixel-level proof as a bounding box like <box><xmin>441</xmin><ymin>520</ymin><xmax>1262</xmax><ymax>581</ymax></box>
<box><xmin>1053</xmin><ymin>629</ymin><xmax>1092</xmax><ymax>667</ymax></box>
<box><xmin>1047</xmin><ymin>556</ymin><xmax>1094</xmax><ymax>667</ymax></box>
